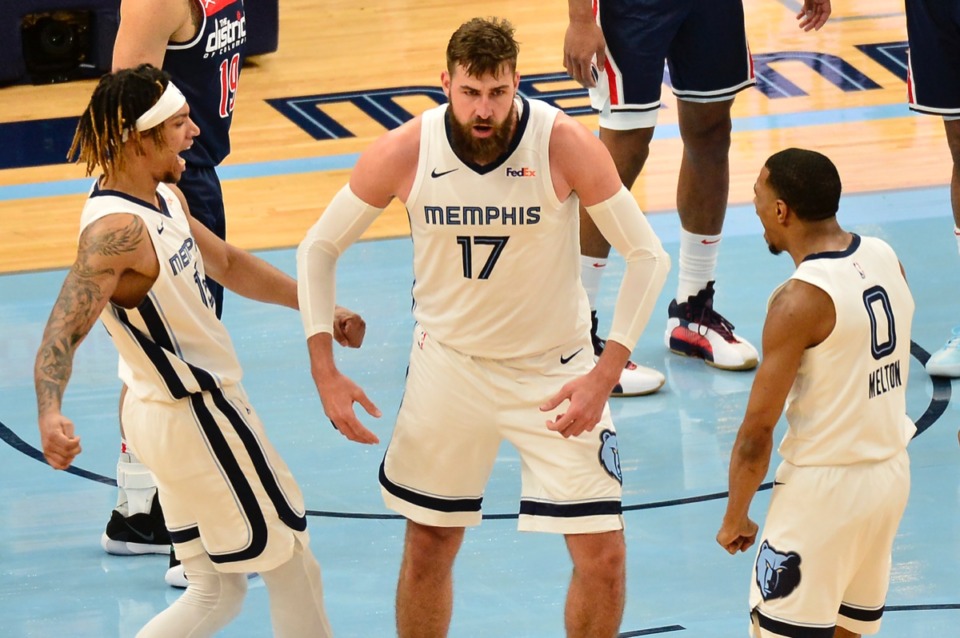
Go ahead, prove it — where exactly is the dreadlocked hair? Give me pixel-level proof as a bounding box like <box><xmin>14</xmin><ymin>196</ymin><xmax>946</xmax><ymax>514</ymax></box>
<box><xmin>67</xmin><ymin>64</ymin><xmax>171</xmax><ymax>178</ymax></box>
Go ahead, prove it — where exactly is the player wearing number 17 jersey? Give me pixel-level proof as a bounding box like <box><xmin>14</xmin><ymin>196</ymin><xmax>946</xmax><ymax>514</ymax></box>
<box><xmin>298</xmin><ymin>18</ymin><xmax>670</xmax><ymax>636</ymax></box>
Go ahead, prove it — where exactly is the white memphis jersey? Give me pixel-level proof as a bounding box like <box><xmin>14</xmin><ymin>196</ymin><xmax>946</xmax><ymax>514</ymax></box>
<box><xmin>776</xmin><ymin>234</ymin><xmax>915</xmax><ymax>465</ymax></box>
<box><xmin>79</xmin><ymin>182</ymin><xmax>242</xmax><ymax>402</ymax></box>
<box><xmin>404</xmin><ymin>97</ymin><xmax>590</xmax><ymax>358</ymax></box>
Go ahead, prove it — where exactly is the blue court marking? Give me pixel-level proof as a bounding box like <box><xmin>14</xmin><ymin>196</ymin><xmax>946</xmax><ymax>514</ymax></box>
<box><xmin>0</xmin><ymin>342</ymin><xmax>946</xmax><ymax>516</ymax></box>
<box><xmin>0</xmin><ymin>102</ymin><xmax>919</xmax><ymax>203</ymax></box>
<box><xmin>619</xmin><ymin>627</ymin><xmax>686</xmax><ymax>636</ymax></box>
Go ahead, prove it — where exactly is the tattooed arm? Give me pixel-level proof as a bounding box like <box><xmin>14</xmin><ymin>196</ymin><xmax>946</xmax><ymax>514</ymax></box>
<box><xmin>34</xmin><ymin>213</ymin><xmax>157</xmax><ymax>469</ymax></box>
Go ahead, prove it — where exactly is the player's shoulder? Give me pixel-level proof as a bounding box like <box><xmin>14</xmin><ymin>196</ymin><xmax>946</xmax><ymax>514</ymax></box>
<box><xmin>362</xmin><ymin>115</ymin><xmax>423</xmax><ymax>165</ymax></box>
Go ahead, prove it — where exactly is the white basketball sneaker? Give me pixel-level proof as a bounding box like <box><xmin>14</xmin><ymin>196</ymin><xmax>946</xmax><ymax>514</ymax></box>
<box><xmin>665</xmin><ymin>281</ymin><xmax>758</xmax><ymax>371</ymax></box>
<box><xmin>926</xmin><ymin>327</ymin><xmax>960</xmax><ymax>378</ymax></box>
<box><xmin>590</xmin><ymin>311</ymin><xmax>665</xmax><ymax>396</ymax></box>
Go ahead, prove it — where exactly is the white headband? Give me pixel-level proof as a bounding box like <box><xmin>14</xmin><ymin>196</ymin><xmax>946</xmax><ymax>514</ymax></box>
<box><xmin>135</xmin><ymin>81</ymin><xmax>187</xmax><ymax>131</ymax></box>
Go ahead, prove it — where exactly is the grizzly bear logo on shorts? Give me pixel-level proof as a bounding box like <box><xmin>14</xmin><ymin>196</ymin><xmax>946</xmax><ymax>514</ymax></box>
<box><xmin>755</xmin><ymin>540</ymin><xmax>802</xmax><ymax>601</ymax></box>
<box><xmin>598</xmin><ymin>429</ymin><xmax>622</xmax><ymax>485</ymax></box>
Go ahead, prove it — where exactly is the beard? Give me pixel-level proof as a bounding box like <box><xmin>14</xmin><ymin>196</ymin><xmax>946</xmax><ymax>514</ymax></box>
<box><xmin>767</xmin><ymin>241</ymin><xmax>782</xmax><ymax>256</ymax></box>
<box><xmin>447</xmin><ymin>102</ymin><xmax>516</xmax><ymax>165</ymax></box>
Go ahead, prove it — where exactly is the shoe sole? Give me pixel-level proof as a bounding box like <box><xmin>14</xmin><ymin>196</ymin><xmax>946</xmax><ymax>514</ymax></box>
<box><xmin>101</xmin><ymin>533</ymin><xmax>172</xmax><ymax>556</ymax></box>
<box><xmin>611</xmin><ymin>377</ymin><xmax>665</xmax><ymax>397</ymax></box>
<box><xmin>668</xmin><ymin>346</ymin><xmax>757</xmax><ymax>371</ymax></box>
<box><xmin>925</xmin><ymin>364</ymin><xmax>960</xmax><ymax>378</ymax></box>
<box><xmin>165</xmin><ymin>567</ymin><xmax>188</xmax><ymax>589</ymax></box>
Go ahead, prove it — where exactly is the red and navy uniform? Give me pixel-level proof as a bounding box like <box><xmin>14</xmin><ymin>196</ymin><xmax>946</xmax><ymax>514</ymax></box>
<box><xmin>164</xmin><ymin>0</ymin><xmax>247</xmax><ymax>316</ymax></box>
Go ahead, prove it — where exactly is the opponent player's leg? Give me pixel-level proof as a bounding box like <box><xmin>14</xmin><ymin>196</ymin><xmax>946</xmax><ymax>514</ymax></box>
<box><xmin>663</xmin><ymin>0</ymin><xmax>758</xmax><ymax>371</ymax></box>
<box><xmin>578</xmin><ymin>0</ymin><xmax>676</xmax><ymax>397</ymax></box>
<box><xmin>259</xmin><ymin>538</ymin><xmax>334</xmax><ymax>638</ymax></box>
<box><xmin>564</xmin><ymin>530</ymin><xmax>626</xmax><ymax>638</ymax></box>
<box><xmin>926</xmin><ymin>118</ymin><xmax>960</xmax><ymax>376</ymax></box>
<box><xmin>396</xmin><ymin>521</ymin><xmax>465</xmax><ymax>638</ymax></box>
<box><xmin>136</xmin><ymin>552</ymin><xmax>247</xmax><ymax>637</ymax></box>
<box><xmin>580</xmin><ymin>126</ymin><xmax>665</xmax><ymax>397</ymax></box>
<box><xmin>905</xmin><ymin>0</ymin><xmax>960</xmax><ymax>376</ymax></box>
<box><xmin>948</xmin><ymin>118</ymin><xmax>960</xmax><ymax>230</ymax></box>
<box><xmin>675</xmin><ymin>98</ymin><xmax>731</xmax><ymax>238</ymax></box>
<box><xmin>102</xmin><ymin>384</ymin><xmax>170</xmax><ymax>556</ymax></box>
<box><xmin>582</xmin><ymin>127</ymin><xmax>664</xmax><ymax>396</ymax></box>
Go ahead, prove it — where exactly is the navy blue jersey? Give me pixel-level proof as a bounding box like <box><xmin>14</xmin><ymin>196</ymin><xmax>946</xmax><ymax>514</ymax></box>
<box><xmin>165</xmin><ymin>0</ymin><xmax>247</xmax><ymax>167</ymax></box>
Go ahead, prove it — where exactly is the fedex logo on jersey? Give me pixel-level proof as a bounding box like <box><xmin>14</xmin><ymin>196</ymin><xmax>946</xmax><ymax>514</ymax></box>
<box><xmin>505</xmin><ymin>167</ymin><xmax>536</xmax><ymax>178</ymax></box>
<box><xmin>168</xmin><ymin>237</ymin><xmax>197</xmax><ymax>275</ymax></box>
<box><xmin>206</xmin><ymin>14</ymin><xmax>247</xmax><ymax>56</ymax></box>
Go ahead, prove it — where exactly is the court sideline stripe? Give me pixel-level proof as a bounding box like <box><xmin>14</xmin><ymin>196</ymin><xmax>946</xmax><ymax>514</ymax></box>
<box><xmin>0</xmin><ymin>103</ymin><xmax>921</xmax><ymax>203</ymax></box>
<box><xmin>0</xmin><ymin>342</ymin><xmax>948</xmax><ymax>514</ymax></box>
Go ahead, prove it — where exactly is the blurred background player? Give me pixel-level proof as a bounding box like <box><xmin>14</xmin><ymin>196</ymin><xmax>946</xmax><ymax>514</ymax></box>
<box><xmin>562</xmin><ymin>0</ymin><xmax>833</xmax><ymax>383</ymax></box>
<box><xmin>903</xmin><ymin>0</ymin><xmax>960</xmax><ymax>377</ymax></box>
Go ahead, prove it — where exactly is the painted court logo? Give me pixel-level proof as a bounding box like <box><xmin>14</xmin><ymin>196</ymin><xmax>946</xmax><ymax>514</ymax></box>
<box><xmin>505</xmin><ymin>167</ymin><xmax>536</xmax><ymax>178</ymax></box>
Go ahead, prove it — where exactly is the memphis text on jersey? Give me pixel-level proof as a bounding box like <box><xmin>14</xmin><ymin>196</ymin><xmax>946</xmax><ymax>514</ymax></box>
<box><xmin>868</xmin><ymin>360</ymin><xmax>902</xmax><ymax>399</ymax></box>
<box><xmin>423</xmin><ymin>205</ymin><xmax>541</xmax><ymax>226</ymax></box>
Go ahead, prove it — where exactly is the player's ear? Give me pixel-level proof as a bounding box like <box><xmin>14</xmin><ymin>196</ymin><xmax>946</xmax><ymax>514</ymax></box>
<box><xmin>441</xmin><ymin>70</ymin><xmax>451</xmax><ymax>98</ymax></box>
<box><xmin>775</xmin><ymin>200</ymin><xmax>787</xmax><ymax>223</ymax></box>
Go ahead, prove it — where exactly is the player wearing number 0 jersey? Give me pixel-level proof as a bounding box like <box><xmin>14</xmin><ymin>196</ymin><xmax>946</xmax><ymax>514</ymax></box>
<box><xmin>719</xmin><ymin>149</ymin><xmax>914</xmax><ymax>638</ymax></box>
<box><xmin>776</xmin><ymin>234</ymin><xmax>915</xmax><ymax>467</ymax></box>
<box><xmin>747</xmin><ymin>233</ymin><xmax>914</xmax><ymax>637</ymax></box>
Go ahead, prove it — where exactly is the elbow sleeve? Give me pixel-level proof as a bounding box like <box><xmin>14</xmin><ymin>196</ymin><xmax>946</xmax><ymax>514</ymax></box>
<box><xmin>585</xmin><ymin>186</ymin><xmax>671</xmax><ymax>351</ymax></box>
<box><xmin>296</xmin><ymin>185</ymin><xmax>384</xmax><ymax>338</ymax></box>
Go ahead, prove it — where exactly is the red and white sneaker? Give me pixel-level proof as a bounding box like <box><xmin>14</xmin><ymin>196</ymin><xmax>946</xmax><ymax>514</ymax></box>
<box><xmin>665</xmin><ymin>282</ymin><xmax>758</xmax><ymax>371</ymax></box>
<box><xmin>591</xmin><ymin>311</ymin><xmax>665</xmax><ymax>396</ymax></box>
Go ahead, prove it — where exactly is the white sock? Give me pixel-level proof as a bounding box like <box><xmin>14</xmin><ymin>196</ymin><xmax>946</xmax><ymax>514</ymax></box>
<box><xmin>116</xmin><ymin>442</ymin><xmax>158</xmax><ymax>517</ymax></box>
<box><xmin>677</xmin><ymin>229</ymin><xmax>720</xmax><ymax>302</ymax></box>
<box><xmin>580</xmin><ymin>255</ymin><xmax>607</xmax><ymax>311</ymax></box>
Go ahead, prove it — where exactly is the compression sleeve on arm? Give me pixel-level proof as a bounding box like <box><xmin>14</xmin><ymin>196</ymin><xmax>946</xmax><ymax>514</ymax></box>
<box><xmin>296</xmin><ymin>185</ymin><xmax>384</xmax><ymax>338</ymax></box>
<box><xmin>585</xmin><ymin>186</ymin><xmax>671</xmax><ymax>351</ymax></box>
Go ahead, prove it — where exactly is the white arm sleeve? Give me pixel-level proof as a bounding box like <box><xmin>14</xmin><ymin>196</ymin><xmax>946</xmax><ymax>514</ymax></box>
<box><xmin>296</xmin><ymin>185</ymin><xmax>384</xmax><ymax>338</ymax></box>
<box><xmin>585</xmin><ymin>186</ymin><xmax>671</xmax><ymax>352</ymax></box>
